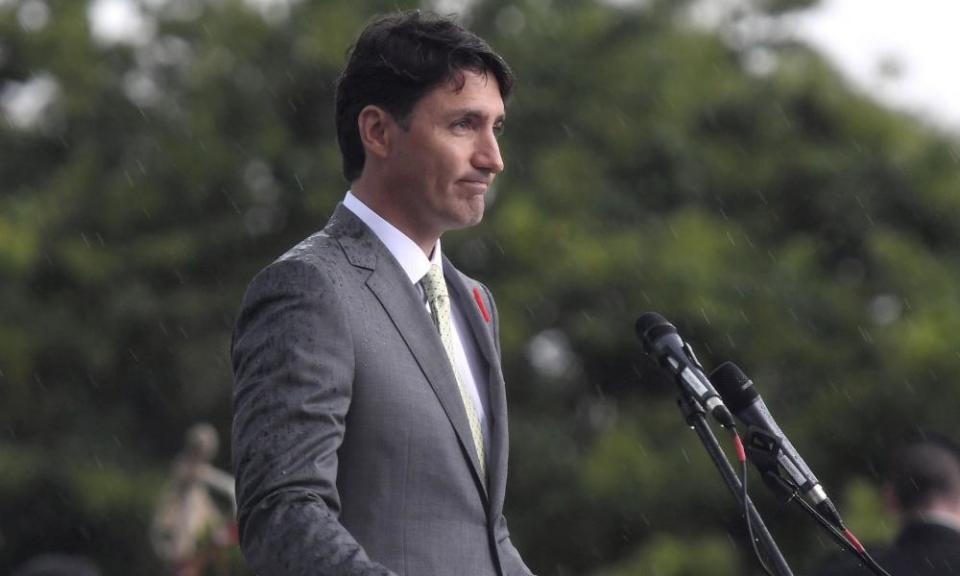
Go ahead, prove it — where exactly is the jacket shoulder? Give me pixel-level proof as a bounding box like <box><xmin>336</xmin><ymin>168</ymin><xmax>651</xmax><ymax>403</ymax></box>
<box><xmin>275</xmin><ymin>230</ymin><xmax>343</xmax><ymax>270</ymax></box>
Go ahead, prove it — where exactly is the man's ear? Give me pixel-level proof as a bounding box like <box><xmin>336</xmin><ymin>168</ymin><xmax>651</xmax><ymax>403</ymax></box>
<box><xmin>357</xmin><ymin>105</ymin><xmax>395</xmax><ymax>160</ymax></box>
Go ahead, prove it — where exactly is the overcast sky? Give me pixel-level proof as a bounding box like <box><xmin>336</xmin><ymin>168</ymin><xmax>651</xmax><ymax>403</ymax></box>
<box><xmin>792</xmin><ymin>0</ymin><xmax>960</xmax><ymax>134</ymax></box>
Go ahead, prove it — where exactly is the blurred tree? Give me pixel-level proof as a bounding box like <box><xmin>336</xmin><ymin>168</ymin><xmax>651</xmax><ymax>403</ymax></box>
<box><xmin>2</xmin><ymin>0</ymin><xmax>960</xmax><ymax>574</ymax></box>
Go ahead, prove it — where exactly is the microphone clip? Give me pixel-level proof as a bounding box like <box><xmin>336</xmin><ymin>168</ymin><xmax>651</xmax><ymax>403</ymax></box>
<box><xmin>741</xmin><ymin>427</ymin><xmax>804</xmax><ymax>500</ymax></box>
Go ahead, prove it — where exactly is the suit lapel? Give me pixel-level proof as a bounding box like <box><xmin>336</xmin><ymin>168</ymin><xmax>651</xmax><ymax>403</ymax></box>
<box><xmin>327</xmin><ymin>206</ymin><xmax>489</xmax><ymax>498</ymax></box>
<box><xmin>444</xmin><ymin>259</ymin><xmax>510</xmax><ymax>518</ymax></box>
<box><xmin>444</xmin><ymin>259</ymin><xmax>499</xmax><ymax>374</ymax></box>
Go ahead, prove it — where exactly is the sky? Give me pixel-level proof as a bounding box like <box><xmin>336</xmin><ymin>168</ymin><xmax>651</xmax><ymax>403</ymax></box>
<box><xmin>791</xmin><ymin>0</ymin><xmax>960</xmax><ymax>134</ymax></box>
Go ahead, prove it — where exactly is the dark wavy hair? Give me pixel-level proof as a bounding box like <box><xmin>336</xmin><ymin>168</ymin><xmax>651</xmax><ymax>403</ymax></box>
<box><xmin>890</xmin><ymin>432</ymin><xmax>960</xmax><ymax>511</ymax></box>
<box><xmin>334</xmin><ymin>10</ymin><xmax>515</xmax><ymax>182</ymax></box>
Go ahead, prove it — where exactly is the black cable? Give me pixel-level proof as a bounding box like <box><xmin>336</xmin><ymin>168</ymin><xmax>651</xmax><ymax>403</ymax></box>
<box><xmin>734</xmin><ymin>432</ymin><xmax>776</xmax><ymax>576</ymax></box>
<box><xmin>768</xmin><ymin>474</ymin><xmax>893</xmax><ymax>576</ymax></box>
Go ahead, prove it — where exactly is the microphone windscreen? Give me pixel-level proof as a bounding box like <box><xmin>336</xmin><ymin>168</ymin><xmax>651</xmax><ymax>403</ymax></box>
<box><xmin>710</xmin><ymin>361</ymin><xmax>759</xmax><ymax>412</ymax></box>
<box><xmin>635</xmin><ymin>312</ymin><xmax>676</xmax><ymax>343</ymax></box>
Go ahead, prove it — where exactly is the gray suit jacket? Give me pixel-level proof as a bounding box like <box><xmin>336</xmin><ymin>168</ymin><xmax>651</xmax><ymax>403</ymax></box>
<box><xmin>231</xmin><ymin>205</ymin><xmax>534</xmax><ymax>576</ymax></box>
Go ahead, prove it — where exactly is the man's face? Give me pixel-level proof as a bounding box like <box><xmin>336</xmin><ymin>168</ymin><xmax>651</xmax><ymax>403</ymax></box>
<box><xmin>386</xmin><ymin>70</ymin><xmax>505</xmax><ymax>240</ymax></box>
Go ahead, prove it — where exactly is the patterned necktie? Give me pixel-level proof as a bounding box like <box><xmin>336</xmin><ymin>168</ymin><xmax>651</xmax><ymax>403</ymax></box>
<box><xmin>420</xmin><ymin>264</ymin><xmax>486</xmax><ymax>475</ymax></box>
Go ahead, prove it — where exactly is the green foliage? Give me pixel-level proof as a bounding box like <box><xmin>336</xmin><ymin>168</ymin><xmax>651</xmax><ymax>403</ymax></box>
<box><xmin>598</xmin><ymin>533</ymin><xmax>740</xmax><ymax>576</ymax></box>
<box><xmin>3</xmin><ymin>0</ymin><xmax>960</xmax><ymax>574</ymax></box>
<box><xmin>838</xmin><ymin>478</ymin><xmax>897</xmax><ymax>545</ymax></box>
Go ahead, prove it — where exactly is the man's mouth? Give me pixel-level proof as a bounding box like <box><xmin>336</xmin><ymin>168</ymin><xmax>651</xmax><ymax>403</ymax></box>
<box><xmin>459</xmin><ymin>178</ymin><xmax>492</xmax><ymax>190</ymax></box>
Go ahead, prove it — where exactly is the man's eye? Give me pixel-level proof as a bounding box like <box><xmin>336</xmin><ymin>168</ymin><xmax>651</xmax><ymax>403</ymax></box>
<box><xmin>453</xmin><ymin>119</ymin><xmax>471</xmax><ymax>130</ymax></box>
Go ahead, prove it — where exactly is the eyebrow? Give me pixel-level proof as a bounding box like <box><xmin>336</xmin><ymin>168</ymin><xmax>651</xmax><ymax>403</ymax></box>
<box><xmin>447</xmin><ymin>109</ymin><xmax>506</xmax><ymax>123</ymax></box>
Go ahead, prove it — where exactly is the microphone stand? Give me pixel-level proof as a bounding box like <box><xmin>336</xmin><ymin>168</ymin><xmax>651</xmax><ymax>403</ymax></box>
<box><xmin>675</xmin><ymin>394</ymin><xmax>795</xmax><ymax>576</ymax></box>
<box><xmin>760</xmin><ymin>463</ymin><xmax>893</xmax><ymax>576</ymax></box>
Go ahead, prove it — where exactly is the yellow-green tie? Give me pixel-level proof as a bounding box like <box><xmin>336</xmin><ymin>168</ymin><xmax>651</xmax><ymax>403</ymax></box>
<box><xmin>421</xmin><ymin>264</ymin><xmax>486</xmax><ymax>475</ymax></box>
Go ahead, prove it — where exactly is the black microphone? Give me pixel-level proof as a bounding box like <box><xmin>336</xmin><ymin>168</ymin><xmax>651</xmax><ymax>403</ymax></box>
<box><xmin>710</xmin><ymin>361</ymin><xmax>844</xmax><ymax>528</ymax></box>
<box><xmin>635</xmin><ymin>312</ymin><xmax>735</xmax><ymax>429</ymax></box>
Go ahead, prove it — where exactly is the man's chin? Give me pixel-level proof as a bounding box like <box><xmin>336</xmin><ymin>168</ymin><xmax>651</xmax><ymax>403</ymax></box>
<box><xmin>464</xmin><ymin>204</ymin><xmax>485</xmax><ymax>227</ymax></box>
<box><xmin>443</xmin><ymin>210</ymin><xmax>484</xmax><ymax>233</ymax></box>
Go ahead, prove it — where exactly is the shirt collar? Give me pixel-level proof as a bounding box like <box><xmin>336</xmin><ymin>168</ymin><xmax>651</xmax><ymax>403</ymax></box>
<box><xmin>343</xmin><ymin>191</ymin><xmax>442</xmax><ymax>284</ymax></box>
<box><xmin>906</xmin><ymin>510</ymin><xmax>960</xmax><ymax>534</ymax></box>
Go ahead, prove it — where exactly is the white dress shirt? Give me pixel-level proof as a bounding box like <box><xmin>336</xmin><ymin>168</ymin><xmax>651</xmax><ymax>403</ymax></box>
<box><xmin>342</xmin><ymin>192</ymin><xmax>491</xmax><ymax>460</ymax></box>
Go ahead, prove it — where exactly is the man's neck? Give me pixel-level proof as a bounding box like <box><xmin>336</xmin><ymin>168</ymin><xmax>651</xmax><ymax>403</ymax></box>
<box><xmin>905</xmin><ymin>508</ymin><xmax>960</xmax><ymax>533</ymax></box>
<box><xmin>351</xmin><ymin>179</ymin><xmax>438</xmax><ymax>256</ymax></box>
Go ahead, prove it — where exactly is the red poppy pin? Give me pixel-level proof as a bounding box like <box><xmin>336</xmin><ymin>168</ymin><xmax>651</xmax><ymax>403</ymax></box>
<box><xmin>472</xmin><ymin>287</ymin><xmax>491</xmax><ymax>323</ymax></box>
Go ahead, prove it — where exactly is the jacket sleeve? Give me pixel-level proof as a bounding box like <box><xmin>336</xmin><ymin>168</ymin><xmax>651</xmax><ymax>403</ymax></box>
<box><xmin>231</xmin><ymin>258</ymin><xmax>396</xmax><ymax>576</ymax></box>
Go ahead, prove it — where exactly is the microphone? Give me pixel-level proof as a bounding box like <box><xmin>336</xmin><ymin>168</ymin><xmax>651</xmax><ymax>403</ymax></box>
<box><xmin>710</xmin><ymin>361</ymin><xmax>844</xmax><ymax>528</ymax></box>
<box><xmin>635</xmin><ymin>312</ymin><xmax>735</xmax><ymax>429</ymax></box>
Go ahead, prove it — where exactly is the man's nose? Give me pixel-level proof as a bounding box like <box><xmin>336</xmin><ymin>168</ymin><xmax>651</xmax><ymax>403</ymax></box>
<box><xmin>473</xmin><ymin>129</ymin><xmax>504</xmax><ymax>174</ymax></box>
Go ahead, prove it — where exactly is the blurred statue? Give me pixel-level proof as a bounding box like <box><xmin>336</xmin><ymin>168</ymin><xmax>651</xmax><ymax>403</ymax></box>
<box><xmin>810</xmin><ymin>433</ymin><xmax>960</xmax><ymax>576</ymax></box>
<box><xmin>151</xmin><ymin>423</ymin><xmax>237</xmax><ymax>575</ymax></box>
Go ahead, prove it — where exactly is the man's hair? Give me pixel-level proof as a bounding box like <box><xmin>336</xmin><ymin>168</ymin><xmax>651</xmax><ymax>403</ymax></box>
<box><xmin>890</xmin><ymin>434</ymin><xmax>960</xmax><ymax>511</ymax></box>
<box><xmin>334</xmin><ymin>10</ymin><xmax>515</xmax><ymax>182</ymax></box>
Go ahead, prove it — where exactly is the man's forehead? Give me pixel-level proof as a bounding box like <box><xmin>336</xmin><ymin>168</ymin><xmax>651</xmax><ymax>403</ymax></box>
<box><xmin>425</xmin><ymin>70</ymin><xmax>504</xmax><ymax>112</ymax></box>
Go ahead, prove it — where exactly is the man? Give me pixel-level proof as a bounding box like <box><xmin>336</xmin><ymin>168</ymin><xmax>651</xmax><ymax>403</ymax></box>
<box><xmin>811</xmin><ymin>435</ymin><xmax>960</xmax><ymax>576</ymax></box>
<box><xmin>231</xmin><ymin>10</ymin><xmax>535</xmax><ymax>576</ymax></box>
